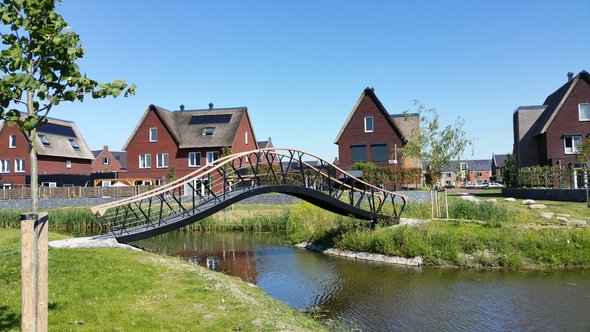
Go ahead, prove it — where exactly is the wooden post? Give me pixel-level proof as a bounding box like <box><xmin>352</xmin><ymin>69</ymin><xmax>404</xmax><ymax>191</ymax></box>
<box><xmin>20</xmin><ymin>212</ymin><xmax>48</xmax><ymax>332</ymax></box>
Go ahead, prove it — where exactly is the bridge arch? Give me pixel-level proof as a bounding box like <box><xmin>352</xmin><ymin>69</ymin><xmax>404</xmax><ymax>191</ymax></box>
<box><xmin>92</xmin><ymin>148</ymin><xmax>407</xmax><ymax>243</ymax></box>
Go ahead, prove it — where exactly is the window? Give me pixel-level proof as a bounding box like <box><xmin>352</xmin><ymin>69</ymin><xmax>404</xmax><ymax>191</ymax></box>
<box><xmin>69</xmin><ymin>139</ymin><xmax>80</xmax><ymax>150</ymax></box>
<box><xmin>38</xmin><ymin>134</ymin><xmax>50</xmax><ymax>147</ymax></box>
<box><xmin>371</xmin><ymin>144</ymin><xmax>388</xmax><ymax>161</ymax></box>
<box><xmin>446</xmin><ymin>173</ymin><xmax>452</xmax><ymax>178</ymax></box>
<box><xmin>206</xmin><ymin>151</ymin><xmax>219</xmax><ymax>164</ymax></box>
<box><xmin>188</xmin><ymin>152</ymin><xmax>201</xmax><ymax>167</ymax></box>
<box><xmin>364</xmin><ymin>117</ymin><xmax>374</xmax><ymax>133</ymax></box>
<box><xmin>139</xmin><ymin>154</ymin><xmax>152</xmax><ymax>168</ymax></box>
<box><xmin>103</xmin><ymin>157</ymin><xmax>110</xmax><ymax>165</ymax></box>
<box><xmin>149</xmin><ymin>128</ymin><xmax>157</xmax><ymax>142</ymax></box>
<box><xmin>66</xmin><ymin>160</ymin><xmax>72</xmax><ymax>169</ymax></box>
<box><xmin>564</xmin><ymin>135</ymin><xmax>582</xmax><ymax>154</ymax></box>
<box><xmin>351</xmin><ymin>145</ymin><xmax>367</xmax><ymax>162</ymax></box>
<box><xmin>156</xmin><ymin>153</ymin><xmax>169</xmax><ymax>168</ymax></box>
<box><xmin>460</xmin><ymin>162</ymin><xmax>468</xmax><ymax>170</ymax></box>
<box><xmin>477</xmin><ymin>172</ymin><xmax>483</xmax><ymax>177</ymax></box>
<box><xmin>245</xmin><ymin>131</ymin><xmax>248</xmax><ymax>145</ymax></box>
<box><xmin>580</xmin><ymin>103</ymin><xmax>590</xmax><ymax>121</ymax></box>
<box><xmin>9</xmin><ymin>135</ymin><xmax>16</xmax><ymax>148</ymax></box>
<box><xmin>15</xmin><ymin>159</ymin><xmax>25</xmax><ymax>173</ymax></box>
<box><xmin>202</xmin><ymin>127</ymin><xmax>215</xmax><ymax>136</ymax></box>
<box><xmin>0</xmin><ymin>160</ymin><xmax>9</xmax><ymax>173</ymax></box>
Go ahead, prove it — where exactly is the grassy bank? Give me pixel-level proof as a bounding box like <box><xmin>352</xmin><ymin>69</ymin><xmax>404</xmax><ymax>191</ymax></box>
<box><xmin>0</xmin><ymin>229</ymin><xmax>325</xmax><ymax>331</ymax></box>
<box><xmin>287</xmin><ymin>199</ymin><xmax>590</xmax><ymax>269</ymax></box>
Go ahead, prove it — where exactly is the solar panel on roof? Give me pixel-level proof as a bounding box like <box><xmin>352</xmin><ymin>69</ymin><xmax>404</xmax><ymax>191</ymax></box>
<box><xmin>189</xmin><ymin>114</ymin><xmax>232</xmax><ymax>125</ymax></box>
<box><xmin>37</xmin><ymin>123</ymin><xmax>76</xmax><ymax>137</ymax></box>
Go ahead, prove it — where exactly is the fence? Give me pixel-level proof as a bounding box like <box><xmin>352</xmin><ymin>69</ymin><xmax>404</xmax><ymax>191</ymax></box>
<box><xmin>0</xmin><ymin>185</ymin><xmax>155</xmax><ymax>200</ymax></box>
<box><xmin>516</xmin><ymin>165</ymin><xmax>589</xmax><ymax>189</ymax></box>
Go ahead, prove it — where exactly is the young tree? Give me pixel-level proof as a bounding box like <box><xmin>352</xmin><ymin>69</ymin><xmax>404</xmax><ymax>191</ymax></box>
<box><xmin>401</xmin><ymin>100</ymin><xmax>473</xmax><ymax>188</ymax></box>
<box><xmin>0</xmin><ymin>0</ymin><xmax>135</xmax><ymax>215</ymax></box>
<box><xmin>500</xmin><ymin>154</ymin><xmax>517</xmax><ymax>187</ymax></box>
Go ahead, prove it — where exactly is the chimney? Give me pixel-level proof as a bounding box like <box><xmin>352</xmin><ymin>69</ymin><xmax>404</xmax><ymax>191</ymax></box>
<box><xmin>567</xmin><ymin>72</ymin><xmax>574</xmax><ymax>81</ymax></box>
<box><xmin>209</xmin><ymin>102</ymin><xmax>214</xmax><ymax>110</ymax></box>
<box><xmin>103</xmin><ymin>145</ymin><xmax>109</xmax><ymax>152</ymax></box>
<box><xmin>179</xmin><ymin>104</ymin><xmax>185</xmax><ymax>111</ymax></box>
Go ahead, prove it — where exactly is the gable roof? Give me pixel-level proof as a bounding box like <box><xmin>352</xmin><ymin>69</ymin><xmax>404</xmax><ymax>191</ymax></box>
<box><xmin>92</xmin><ymin>149</ymin><xmax>127</xmax><ymax>169</ymax></box>
<box><xmin>334</xmin><ymin>88</ymin><xmax>409</xmax><ymax>144</ymax></box>
<box><xmin>33</xmin><ymin>117</ymin><xmax>94</xmax><ymax>160</ymax></box>
<box><xmin>441</xmin><ymin>159</ymin><xmax>492</xmax><ymax>172</ymax></box>
<box><xmin>123</xmin><ymin>105</ymin><xmax>250</xmax><ymax>150</ymax></box>
<box><xmin>492</xmin><ymin>154</ymin><xmax>509</xmax><ymax>168</ymax></box>
<box><xmin>532</xmin><ymin>70</ymin><xmax>590</xmax><ymax>136</ymax></box>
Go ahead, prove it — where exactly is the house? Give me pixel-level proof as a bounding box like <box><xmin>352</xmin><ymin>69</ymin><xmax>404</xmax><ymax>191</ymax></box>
<box><xmin>0</xmin><ymin>117</ymin><xmax>94</xmax><ymax>187</ymax></box>
<box><xmin>491</xmin><ymin>153</ymin><xmax>510</xmax><ymax>182</ymax></box>
<box><xmin>438</xmin><ymin>159</ymin><xmax>492</xmax><ymax>187</ymax></box>
<box><xmin>91</xmin><ymin>145</ymin><xmax>127</xmax><ymax>173</ymax></box>
<box><xmin>257</xmin><ymin>137</ymin><xmax>274</xmax><ymax>149</ymax></box>
<box><xmin>122</xmin><ymin>103</ymin><xmax>258</xmax><ymax>183</ymax></box>
<box><xmin>513</xmin><ymin>71</ymin><xmax>590</xmax><ymax>168</ymax></box>
<box><xmin>334</xmin><ymin>87</ymin><xmax>420</xmax><ymax>171</ymax></box>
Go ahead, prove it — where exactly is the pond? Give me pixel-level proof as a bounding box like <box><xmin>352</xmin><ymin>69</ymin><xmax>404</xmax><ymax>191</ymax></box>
<box><xmin>135</xmin><ymin>232</ymin><xmax>590</xmax><ymax>331</ymax></box>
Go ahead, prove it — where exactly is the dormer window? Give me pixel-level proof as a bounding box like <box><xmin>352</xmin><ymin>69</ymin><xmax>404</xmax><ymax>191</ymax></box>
<box><xmin>364</xmin><ymin>117</ymin><xmax>374</xmax><ymax>133</ymax></box>
<box><xmin>69</xmin><ymin>139</ymin><xmax>80</xmax><ymax>151</ymax></box>
<box><xmin>579</xmin><ymin>103</ymin><xmax>590</xmax><ymax>121</ymax></box>
<box><xmin>149</xmin><ymin>127</ymin><xmax>158</xmax><ymax>142</ymax></box>
<box><xmin>9</xmin><ymin>135</ymin><xmax>16</xmax><ymax>148</ymax></box>
<box><xmin>202</xmin><ymin>127</ymin><xmax>214</xmax><ymax>136</ymax></box>
<box><xmin>38</xmin><ymin>134</ymin><xmax>50</xmax><ymax>147</ymax></box>
<box><xmin>103</xmin><ymin>157</ymin><xmax>110</xmax><ymax>165</ymax></box>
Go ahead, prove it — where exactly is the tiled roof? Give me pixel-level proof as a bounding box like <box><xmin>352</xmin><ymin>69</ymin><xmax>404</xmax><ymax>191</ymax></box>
<box><xmin>492</xmin><ymin>154</ymin><xmax>509</xmax><ymax>167</ymax></box>
<box><xmin>441</xmin><ymin>159</ymin><xmax>492</xmax><ymax>172</ymax></box>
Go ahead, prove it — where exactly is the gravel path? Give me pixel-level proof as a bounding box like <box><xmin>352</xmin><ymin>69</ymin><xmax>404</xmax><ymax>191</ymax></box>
<box><xmin>49</xmin><ymin>235</ymin><xmax>141</xmax><ymax>251</ymax></box>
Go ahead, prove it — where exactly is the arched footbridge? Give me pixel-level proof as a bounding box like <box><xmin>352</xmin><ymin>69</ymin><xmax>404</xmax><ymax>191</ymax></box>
<box><xmin>92</xmin><ymin>148</ymin><xmax>408</xmax><ymax>243</ymax></box>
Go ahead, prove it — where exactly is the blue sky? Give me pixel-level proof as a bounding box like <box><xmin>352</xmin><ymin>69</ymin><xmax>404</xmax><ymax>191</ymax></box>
<box><xmin>50</xmin><ymin>1</ymin><xmax>590</xmax><ymax>160</ymax></box>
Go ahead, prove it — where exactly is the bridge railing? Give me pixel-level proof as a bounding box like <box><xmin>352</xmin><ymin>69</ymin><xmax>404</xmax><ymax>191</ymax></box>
<box><xmin>92</xmin><ymin>148</ymin><xmax>408</xmax><ymax>237</ymax></box>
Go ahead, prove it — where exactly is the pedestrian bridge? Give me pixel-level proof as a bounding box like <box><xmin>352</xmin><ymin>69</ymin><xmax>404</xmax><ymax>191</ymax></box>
<box><xmin>91</xmin><ymin>148</ymin><xmax>407</xmax><ymax>243</ymax></box>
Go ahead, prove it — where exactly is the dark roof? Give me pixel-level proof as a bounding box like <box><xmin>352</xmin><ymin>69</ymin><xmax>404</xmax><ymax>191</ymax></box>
<box><xmin>91</xmin><ymin>149</ymin><xmax>127</xmax><ymax>169</ymax></box>
<box><xmin>441</xmin><ymin>159</ymin><xmax>492</xmax><ymax>172</ymax></box>
<box><xmin>492</xmin><ymin>154</ymin><xmax>509</xmax><ymax>167</ymax></box>
<box><xmin>532</xmin><ymin>70</ymin><xmax>590</xmax><ymax>136</ymax></box>
<box><xmin>258</xmin><ymin>141</ymin><xmax>270</xmax><ymax>148</ymax></box>
<box><xmin>123</xmin><ymin>105</ymin><xmax>254</xmax><ymax>150</ymax></box>
<box><xmin>334</xmin><ymin>88</ymin><xmax>413</xmax><ymax>143</ymax></box>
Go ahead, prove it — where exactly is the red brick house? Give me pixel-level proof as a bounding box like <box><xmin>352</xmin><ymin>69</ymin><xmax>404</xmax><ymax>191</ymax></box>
<box><xmin>122</xmin><ymin>104</ymin><xmax>258</xmax><ymax>183</ymax></box>
<box><xmin>0</xmin><ymin>117</ymin><xmax>94</xmax><ymax>187</ymax></box>
<box><xmin>91</xmin><ymin>145</ymin><xmax>126</xmax><ymax>173</ymax></box>
<box><xmin>514</xmin><ymin>71</ymin><xmax>590</xmax><ymax>167</ymax></box>
<box><xmin>334</xmin><ymin>88</ymin><xmax>420</xmax><ymax>170</ymax></box>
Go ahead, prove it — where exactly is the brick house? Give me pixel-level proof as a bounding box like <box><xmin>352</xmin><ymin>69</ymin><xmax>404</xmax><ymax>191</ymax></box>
<box><xmin>438</xmin><ymin>159</ymin><xmax>492</xmax><ymax>187</ymax></box>
<box><xmin>334</xmin><ymin>88</ymin><xmax>420</xmax><ymax>171</ymax></box>
<box><xmin>0</xmin><ymin>117</ymin><xmax>94</xmax><ymax>187</ymax></box>
<box><xmin>91</xmin><ymin>145</ymin><xmax>126</xmax><ymax>173</ymax></box>
<box><xmin>513</xmin><ymin>71</ymin><xmax>590</xmax><ymax>168</ymax></box>
<box><xmin>122</xmin><ymin>104</ymin><xmax>258</xmax><ymax>183</ymax></box>
<box><xmin>491</xmin><ymin>153</ymin><xmax>509</xmax><ymax>182</ymax></box>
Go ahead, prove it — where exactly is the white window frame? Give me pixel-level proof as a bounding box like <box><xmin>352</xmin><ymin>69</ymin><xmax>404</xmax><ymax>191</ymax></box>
<box><xmin>364</xmin><ymin>116</ymin><xmax>374</xmax><ymax>133</ymax></box>
<box><xmin>156</xmin><ymin>153</ymin><xmax>169</xmax><ymax>168</ymax></box>
<box><xmin>139</xmin><ymin>154</ymin><xmax>152</xmax><ymax>169</ymax></box>
<box><xmin>15</xmin><ymin>159</ymin><xmax>25</xmax><ymax>173</ymax></box>
<box><xmin>564</xmin><ymin>135</ymin><xmax>582</xmax><ymax>154</ymax></box>
<box><xmin>149</xmin><ymin>127</ymin><xmax>158</xmax><ymax>142</ymax></box>
<box><xmin>0</xmin><ymin>159</ymin><xmax>10</xmax><ymax>173</ymax></box>
<box><xmin>579</xmin><ymin>103</ymin><xmax>590</xmax><ymax>121</ymax></box>
<box><xmin>202</xmin><ymin>127</ymin><xmax>214</xmax><ymax>136</ymax></box>
<box><xmin>103</xmin><ymin>157</ymin><xmax>110</xmax><ymax>165</ymax></box>
<box><xmin>188</xmin><ymin>152</ymin><xmax>201</xmax><ymax>167</ymax></box>
<box><xmin>245</xmin><ymin>131</ymin><xmax>248</xmax><ymax>145</ymax></box>
<box><xmin>206</xmin><ymin>151</ymin><xmax>219</xmax><ymax>164</ymax></box>
<box><xmin>9</xmin><ymin>135</ymin><xmax>16</xmax><ymax>148</ymax></box>
<box><xmin>66</xmin><ymin>160</ymin><xmax>72</xmax><ymax>169</ymax></box>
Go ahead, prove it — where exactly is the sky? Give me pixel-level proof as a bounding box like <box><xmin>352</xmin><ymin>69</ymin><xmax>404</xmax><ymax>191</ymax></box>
<box><xmin>42</xmin><ymin>1</ymin><xmax>590</xmax><ymax>161</ymax></box>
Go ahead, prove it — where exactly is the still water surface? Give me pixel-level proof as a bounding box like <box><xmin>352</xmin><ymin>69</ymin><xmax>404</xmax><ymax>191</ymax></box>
<box><xmin>135</xmin><ymin>232</ymin><xmax>590</xmax><ymax>331</ymax></box>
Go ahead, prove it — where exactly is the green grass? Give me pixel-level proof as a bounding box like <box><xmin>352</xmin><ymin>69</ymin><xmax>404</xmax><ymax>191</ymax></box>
<box><xmin>0</xmin><ymin>229</ymin><xmax>325</xmax><ymax>331</ymax></box>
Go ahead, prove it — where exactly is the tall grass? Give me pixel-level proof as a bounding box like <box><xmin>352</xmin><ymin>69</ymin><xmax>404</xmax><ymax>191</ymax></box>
<box><xmin>0</xmin><ymin>207</ymin><xmax>101</xmax><ymax>233</ymax></box>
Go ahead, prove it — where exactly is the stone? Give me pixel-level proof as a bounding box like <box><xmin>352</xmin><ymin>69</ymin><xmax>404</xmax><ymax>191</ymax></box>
<box><xmin>556</xmin><ymin>214</ymin><xmax>571</xmax><ymax>218</ymax></box>
<box><xmin>556</xmin><ymin>216</ymin><xmax>569</xmax><ymax>223</ymax></box>
<box><xmin>540</xmin><ymin>212</ymin><xmax>554</xmax><ymax>219</ymax></box>
<box><xmin>504</xmin><ymin>197</ymin><xmax>516</xmax><ymax>202</ymax></box>
<box><xmin>566</xmin><ymin>220</ymin><xmax>588</xmax><ymax>227</ymax></box>
<box><xmin>485</xmin><ymin>199</ymin><xmax>497</xmax><ymax>204</ymax></box>
<box><xmin>460</xmin><ymin>195</ymin><xmax>480</xmax><ymax>203</ymax></box>
<box><xmin>528</xmin><ymin>204</ymin><xmax>547</xmax><ymax>209</ymax></box>
<box><xmin>522</xmin><ymin>199</ymin><xmax>536</xmax><ymax>205</ymax></box>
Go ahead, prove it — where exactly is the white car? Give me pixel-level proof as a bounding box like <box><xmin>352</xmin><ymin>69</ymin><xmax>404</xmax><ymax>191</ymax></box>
<box><xmin>482</xmin><ymin>182</ymin><xmax>504</xmax><ymax>188</ymax></box>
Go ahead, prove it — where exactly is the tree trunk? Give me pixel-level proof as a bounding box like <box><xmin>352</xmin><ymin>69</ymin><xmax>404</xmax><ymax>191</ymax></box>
<box><xmin>27</xmin><ymin>89</ymin><xmax>38</xmax><ymax>215</ymax></box>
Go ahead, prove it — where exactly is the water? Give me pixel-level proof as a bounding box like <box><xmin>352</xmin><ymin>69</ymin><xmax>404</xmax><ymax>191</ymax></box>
<box><xmin>135</xmin><ymin>232</ymin><xmax>590</xmax><ymax>331</ymax></box>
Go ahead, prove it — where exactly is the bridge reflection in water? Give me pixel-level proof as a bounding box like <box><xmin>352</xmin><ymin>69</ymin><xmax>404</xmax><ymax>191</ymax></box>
<box><xmin>93</xmin><ymin>148</ymin><xmax>407</xmax><ymax>243</ymax></box>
